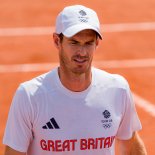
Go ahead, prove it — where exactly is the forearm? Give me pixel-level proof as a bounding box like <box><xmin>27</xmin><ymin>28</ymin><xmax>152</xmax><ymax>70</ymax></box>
<box><xmin>4</xmin><ymin>146</ymin><xmax>26</xmax><ymax>155</ymax></box>
<box><xmin>130</xmin><ymin>133</ymin><xmax>147</xmax><ymax>155</ymax></box>
<box><xmin>117</xmin><ymin>132</ymin><xmax>147</xmax><ymax>155</ymax></box>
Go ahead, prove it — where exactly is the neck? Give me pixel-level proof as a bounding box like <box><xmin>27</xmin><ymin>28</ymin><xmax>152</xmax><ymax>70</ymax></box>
<box><xmin>58</xmin><ymin>67</ymin><xmax>92</xmax><ymax>92</ymax></box>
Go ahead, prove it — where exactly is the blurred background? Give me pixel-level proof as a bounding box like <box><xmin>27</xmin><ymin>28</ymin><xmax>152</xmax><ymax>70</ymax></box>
<box><xmin>0</xmin><ymin>0</ymin><xmax>155</xmax><ymax>154</ymax></box>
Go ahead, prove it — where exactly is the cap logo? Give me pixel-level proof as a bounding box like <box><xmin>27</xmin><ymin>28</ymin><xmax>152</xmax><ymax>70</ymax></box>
<box><xmin>79</xmin><ymin>10</ymin><xmax>87</xmax><ymax>16</ymax></box>
<box><xmin>78</xmin><ymin>10</ymin><xmax>89</xmax><ymax>23</ymax></box>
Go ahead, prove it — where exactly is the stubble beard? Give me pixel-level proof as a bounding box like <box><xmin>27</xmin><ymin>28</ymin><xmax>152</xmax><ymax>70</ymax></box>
<box><xmin>59</xmin><ymin>49</ymin><xmax>92</xmax><ymax>76</ymax></box>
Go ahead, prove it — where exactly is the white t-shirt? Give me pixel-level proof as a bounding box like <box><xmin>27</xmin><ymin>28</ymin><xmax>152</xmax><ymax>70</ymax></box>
<box><xmin>3</xmin><ymin>67</ymin><xmax>142</xmax><ymax>155</ymax></box>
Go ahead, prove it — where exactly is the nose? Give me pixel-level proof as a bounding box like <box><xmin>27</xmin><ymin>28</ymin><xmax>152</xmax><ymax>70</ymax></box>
<box><xmin>77</xmin><ymin>45</ymin><xmax>87</xmax><ymax>56</ymax></box>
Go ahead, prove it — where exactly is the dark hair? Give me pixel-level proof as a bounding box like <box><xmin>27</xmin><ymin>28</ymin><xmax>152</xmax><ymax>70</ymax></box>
<box><xmin>58</xmin><ymin>31</ymin><xmax>99</xmax><ymax>42</ymax></box>
<box><xmin>58</xmin><ymin>33</ymin><xmax>64</xmax><ymax>43</ymax></box>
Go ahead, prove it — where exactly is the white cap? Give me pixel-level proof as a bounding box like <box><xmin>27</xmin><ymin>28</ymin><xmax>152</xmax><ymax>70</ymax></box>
<box><xmin>55</xmin><ymin>5</ymin><xmax>102</xmax><ymax>39</ymax></box>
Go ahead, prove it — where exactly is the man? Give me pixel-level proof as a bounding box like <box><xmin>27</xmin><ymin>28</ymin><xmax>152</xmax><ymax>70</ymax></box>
<box><xmin>3</xmin><ymin>5</ymin><xmax>147</xmax><ymax>155</ymax></box>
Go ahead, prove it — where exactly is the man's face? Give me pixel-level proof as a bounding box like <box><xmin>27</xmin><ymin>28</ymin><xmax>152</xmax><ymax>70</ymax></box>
<box><xmin>56</xmin><ymin>30</ymin><xmax>99</xmax><ymax>75</ymax></box>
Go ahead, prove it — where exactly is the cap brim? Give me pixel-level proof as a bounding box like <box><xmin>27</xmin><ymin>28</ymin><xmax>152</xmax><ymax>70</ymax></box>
<box><xmin>63</xmin><ymin>24</ymin><xmax>102</xmax><ymax>40</ymax></box>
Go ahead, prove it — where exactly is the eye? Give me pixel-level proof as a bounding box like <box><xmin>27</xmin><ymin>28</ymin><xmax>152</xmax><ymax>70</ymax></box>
<box><xmin>71</xmin><ymin>42</ymin><xmax>77</xmax><ymax>45</ymax></box>
<box><xmin>86</xmin><ymin>41</ymin><xmax>94</xmax><ymax>45</ymax></box>
<box><xmin>69</xmin><ymin>41</ymin><xmax>79</xmax><ymax>45</ymax></box>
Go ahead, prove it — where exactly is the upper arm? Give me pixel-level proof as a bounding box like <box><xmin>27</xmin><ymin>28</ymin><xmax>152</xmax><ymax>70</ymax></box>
<box><xmin>4</xmin><ymin>146</ymin><xmax>26</xmax><ymax>155</ymax></box>
<box><xmin>117</xmin><ymin>132</ymin><xmax>147</xmax><ymax>155</ymax></box>
<box><xmin>3</xmin><ymin>86</ymin><xmax>33</xmax><ymax>153</ymax></box>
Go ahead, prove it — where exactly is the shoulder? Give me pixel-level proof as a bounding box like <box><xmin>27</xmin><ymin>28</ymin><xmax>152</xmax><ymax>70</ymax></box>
<box><xmin>92</xmin><ymin>67</ymin><xmax>129</xmax><ymax>90</ymax></box>
<box><xmin>18</xmin><ymin>68</ymin><xmax>58</xmax><ymax>96</ymax></box>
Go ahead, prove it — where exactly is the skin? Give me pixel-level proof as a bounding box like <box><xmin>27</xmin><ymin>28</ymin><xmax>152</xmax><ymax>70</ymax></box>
<box><xmin>4</xmin><ymin>147</ymin><xmax>25</xmax><ymax>155</ymax></box>
<box><xmin>53</xmin><ymin>29</ymin><xmax>99</xmax><ymax>92</ymax></box>
<box><xmin>117</xmin><ymin>132</ymin><xmax>147</xmax><ymax>155</ymax></box>
<box><xmin>4</xmin><ymin>30</ymin><xmax>147</xmax><ymax>155</ymax></box>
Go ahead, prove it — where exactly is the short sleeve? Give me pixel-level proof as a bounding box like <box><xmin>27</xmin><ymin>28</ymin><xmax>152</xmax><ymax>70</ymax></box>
<box><xmin>116</xmin><ymin>88</ymin><xmax>142</xmax><ymax>140</ymax></box>
<box><xmin>3</xmin><ymin>85</ymin><xmax>33</xmax><ymax>152</ymax></box>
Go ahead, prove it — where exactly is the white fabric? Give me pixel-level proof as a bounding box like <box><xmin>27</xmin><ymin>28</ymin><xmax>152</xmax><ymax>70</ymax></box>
<box><xmin>3</xmin><ymin>67</ymin><xmax>142</xmax><ymax>155</ymax></box>
<box><xmin>55</xmin><ymin>5</ymin><xmax>102</xmax><ymax>39</ymax></box>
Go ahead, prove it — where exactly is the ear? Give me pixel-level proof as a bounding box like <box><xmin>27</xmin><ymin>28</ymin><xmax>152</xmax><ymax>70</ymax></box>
<box><xmin>53</xmin><ymin>33</ymin><xmax>61</xmax><ymax>49</ymax></box>
<box><xmin>96</xmin><ymin>38</ymin><xmax>100</xmax><ymax>49</ymax></box>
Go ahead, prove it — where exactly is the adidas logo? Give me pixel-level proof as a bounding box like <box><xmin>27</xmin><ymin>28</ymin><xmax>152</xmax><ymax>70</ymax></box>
<box><xmin>42</xmin><ymin>118</ymin><xmax>60</xmax><ymax>129</ymax></box>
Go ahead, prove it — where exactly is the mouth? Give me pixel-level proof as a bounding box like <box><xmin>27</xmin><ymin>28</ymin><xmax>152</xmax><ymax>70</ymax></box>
<box><xmin>73</xmin><ymin>58</ymin><xmax>87</xmax><ymax>64</ymax></box>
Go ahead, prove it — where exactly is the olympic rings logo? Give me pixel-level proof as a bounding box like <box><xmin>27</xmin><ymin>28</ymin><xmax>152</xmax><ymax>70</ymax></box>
<box><xmin>103</xmin><ymin>123</ymin><xmax>112</xmax><ymax>129</ymax></box>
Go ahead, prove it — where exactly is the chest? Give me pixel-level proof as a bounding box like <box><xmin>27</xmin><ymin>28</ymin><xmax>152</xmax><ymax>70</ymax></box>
<box><xmin>29</xmin><ymin>89</ymin><xmax>125</xmax><ymax>154</ymax></box>
<box><xmin>32</xmin><ymin>88</ymin><xmax>124</xmax><ymax>140</ymax></box>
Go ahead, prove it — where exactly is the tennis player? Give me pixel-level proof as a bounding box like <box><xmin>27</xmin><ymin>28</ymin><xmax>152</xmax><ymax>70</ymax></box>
<box><xmin>3</xmin><ymin>5</ymin><xmax>147</xmax><ymax>155</ymax></box>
